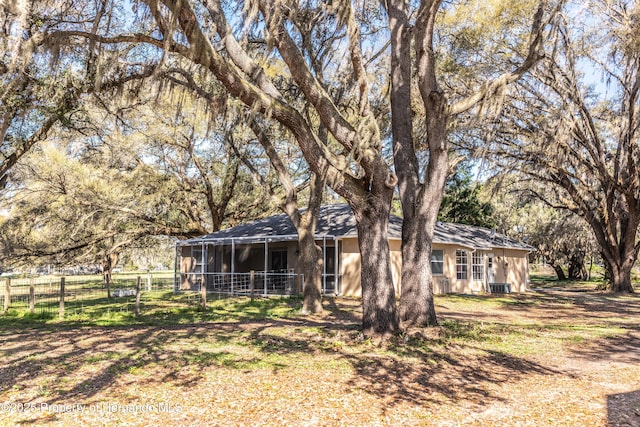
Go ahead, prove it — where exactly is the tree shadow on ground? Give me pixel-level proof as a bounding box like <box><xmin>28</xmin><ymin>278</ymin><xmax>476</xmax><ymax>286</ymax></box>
<box><xmin>346</xmin><ymin>344</ymin><xmax>556</xmax><ymax>414</ymax></box>
<box><xmin>570</xmin><ymin>330</ymin><xmax>640</xmax><ymax>364</ymax></box>
<box><xmin>439</xmin><ymin>291</ymin><xmax>640</xmax><ymax>329</ymax></box>
<box><xmin>607</xmin><ymin>389</ymin><xmax>640</xmax><ymax>426</ymax></box>
<box><xmin>238</xmin><ymin>320</ymin><xmax>560</xmax><ymax>412</ymax></box>
<box><xmin>0</xmin><ymin>296</ymin><xmax>359</xmax><ymax>401</ymax></box>
<box><xmin>2</xmin><ymin>291</ymin><xmax>635</xmax><ymax>424</ymax></box>
<box><xmin>1</xmin><ymin>318</ymin><xmax>560</xmax><ymax>423</ymax></box>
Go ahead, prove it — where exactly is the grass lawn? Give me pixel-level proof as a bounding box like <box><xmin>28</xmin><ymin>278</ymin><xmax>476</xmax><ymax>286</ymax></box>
<box><xmin>1</xmin><ymin>287</ymin><xmax>639</xmax><ymax>426</ymax></box>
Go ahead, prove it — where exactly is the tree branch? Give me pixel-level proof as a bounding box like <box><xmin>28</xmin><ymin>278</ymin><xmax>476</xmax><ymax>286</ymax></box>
<box><xmin>449</xmin><ymin>1</ymin><xmax>554</xmax><ymax>116</ymax></box>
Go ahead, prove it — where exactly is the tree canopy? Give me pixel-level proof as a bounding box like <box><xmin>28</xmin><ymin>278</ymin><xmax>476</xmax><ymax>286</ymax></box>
<box><xmin>1</xmin><ymin>0</ymin><xmax>573</xmax><ymax>335</ymax></box>
<box><xmin>489</xmin><ymin>0</ymin><xmax>639</xmax><ymax>292</ymax></box>
<box><xmin>486</xmin><ymin>174</ymin><xmax>597</xmax><ymax>281</ymax></box>
<box><xmin>0</xmin><ymin>85</ymin><xmax>270</xmax><ymax>274</ymax></box>
<box><xmin>438</xmin><ymin>168</ymin><xmax>495</xmax><ymax>228</ymax></box>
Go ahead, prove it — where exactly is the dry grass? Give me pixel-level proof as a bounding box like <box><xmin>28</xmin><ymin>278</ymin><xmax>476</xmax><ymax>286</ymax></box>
<box><xmin>1</xmin><ymin>287</ymin><xmax>639</xmax><ymax>426</ymax></box>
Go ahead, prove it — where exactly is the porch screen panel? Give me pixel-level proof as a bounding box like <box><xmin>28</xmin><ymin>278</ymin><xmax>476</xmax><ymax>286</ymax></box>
<box><xmin>324</xmin><ymin>246</ymin><xmax>336</xmax><ymax>293</ymax></box>
<box><xmin>187</xmin><ymin>245</ymin><xmax>205</xmax><ymax>289</ymax></box>
<box><xmin>192</xmin><ymin>247</ymin><xmax>204</xmax><ymax>274</ymax></box>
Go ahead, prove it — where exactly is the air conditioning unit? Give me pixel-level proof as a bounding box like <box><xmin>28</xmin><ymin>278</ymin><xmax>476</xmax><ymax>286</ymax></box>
<box><xmin>439</xmin><ymin>278</ymin><xmax>450</xmax><ymax>294</ymax></box>
<box><xmin>489</xmin><ymin>283</ymin><xmax>511</xmax><ymax>293</ymax></box>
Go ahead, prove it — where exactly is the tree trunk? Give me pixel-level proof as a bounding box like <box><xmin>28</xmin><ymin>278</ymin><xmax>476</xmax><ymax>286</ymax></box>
<box><xmin>568</xmin><ymin>252</ymin><xmax>587</xmax><ymax>281</ymax></box>
<box><xmin>549</xmin><ymin>259</ymin><xmax>566</xmax><ymax>281</ymax></box>
<box><xmin>388</xmin><ymin>0</ymin><xmax>438</xmax><ymax>328</ymax></box>
<box><xmin>395</xmin><ymin>117</ymin><xmax>448</xmax><ymax>327</ymax></box>
<box><xmin>351</xmin><ymin>201</ymin><xmax>400</xmax><ymax>338</ymax></box>
<box><xmin>299</xmin><ymin>228</ymin><xmax>323</xmax><ymax>314</ymax></box>
<box><xmin>245</xmin><ymin>118</ymin><xmax>326</xmax><ymax>315</ymax></box>
<box><xmin>102</xmin><ymin>252</ymin><xmax>119</xmax><ymax>298</ymax></box>
<box><xmin>610</xmin><ymin>267</ymin><xmax>634</xmax><ymax>292</ymax></box>
<box><xmin>605</xmin><ymin>258</ymin><xmax>635</xmax><ymax>293</ymax></box>
<box><xmin>297</xmin><ymin>172</ymin><xmax>325</xmax><ymax>315</ymax></box>
<box><xmin>104</xmin><ymin>270</ymin><xmax>112</xmax><ymax>298</ymax></box>
<box><xmin>399</xmin><ymin>212</ymin><xmax>438</xmax><ymax>327</ymax></box>
<box><xmin>387</xmin><ymin>0</ymin><xmax>449</xmax><ymax>328</ymax></box>
<box><xmin>595</xmin><ymin>220</ymin><xmax>637</xmax><ymax>293</ymax></box>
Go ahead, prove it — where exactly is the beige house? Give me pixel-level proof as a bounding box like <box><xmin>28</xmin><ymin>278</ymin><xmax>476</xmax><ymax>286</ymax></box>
<box><xmin>176</xmin><ymin>204</ymin><xmax>533</xmax><ymax>296</ymax></box>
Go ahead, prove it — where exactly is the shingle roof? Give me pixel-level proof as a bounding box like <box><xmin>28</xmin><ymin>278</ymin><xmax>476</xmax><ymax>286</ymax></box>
<box><xmin>180</xmin><ymin>204</ymin><xmax>534</xmax><ymax>251</ymax></box>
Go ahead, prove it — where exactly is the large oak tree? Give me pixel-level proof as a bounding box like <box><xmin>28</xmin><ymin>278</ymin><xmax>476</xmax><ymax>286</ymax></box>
<box><xmin>0</xmin><ymin>0</ymin><xmax>156</xmax><ymax>187</ymax></box>
<box><xmin>492</xmin><ymin>0</ymin><xmax>639</xmax><ymax>292</ymax></box>
<box><xmin>0</xmin><ymin>89</ymin><xmax>267</xmax><ymax>285</ymax></box>
<box><xmin>387</xmin><ymin>0</ymin><xmax>560</xmax><ymax>325</ymax></box>
<box><xmin>39</xmin><ymin>0</ymin><xmax>560</xmax><ymax>335</ymax></box>
<box><xmin>10</xmin><ymin>0</ymin><xmax>562</xmax><ymax>335</ymax></box>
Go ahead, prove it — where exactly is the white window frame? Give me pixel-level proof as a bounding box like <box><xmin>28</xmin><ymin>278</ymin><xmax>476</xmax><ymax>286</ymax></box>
<box><xmin>431</xmin><ymin>249</ymin><xmax>444</xmax><ymax>275</ymax></box>
<box><xmin>472</xmin><ymin>251</ymin><xmax>484</xmax><ymax>281</ymax></box>
<box><xmin>456</xmin><ymin>249</ymin><xmax>468</xmax><ymax>280</ymax></box>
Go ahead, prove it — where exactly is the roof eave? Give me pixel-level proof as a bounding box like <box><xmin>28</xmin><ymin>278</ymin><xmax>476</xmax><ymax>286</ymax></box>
<box><xmin>177</xmin><ymin>233</ymin><xmax>343</xmax><ymax>246</ymax></box>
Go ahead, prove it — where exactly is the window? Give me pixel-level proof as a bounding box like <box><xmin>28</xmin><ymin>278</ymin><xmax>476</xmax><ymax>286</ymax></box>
<box><xmin>324</xmin><ymin>246</ymin><xmax>336</xmax><ymax>274</ymax></box>
<box><xmin>323</xmin><ymin>246</ymin><xmax>337</xmax><ymax>293</ymax></box>
<box><xmin>431</xmin><ymin>250</ymin><xmax>444</xmax><ymax>275</ymax></box>
<box><xmin>270</xmin><ymin>249</ymin><xmax>288</xmax><ymax>271</ymax></box>
<box><xmin>472</xmin><ymin>251</ymin><xmax>484</xmax><ymax>281</ymax></box>
<box><xmin>456</xmin><ymin>250</ymin><xmax>468</xmax><ymax>280</ymax></box>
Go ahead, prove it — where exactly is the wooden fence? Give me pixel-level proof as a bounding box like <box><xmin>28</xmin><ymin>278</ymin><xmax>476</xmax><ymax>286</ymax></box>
<box><xmin>0</xmin><ymin>274</ymin><xmax>175</xmax><ymax>319</ymax></box>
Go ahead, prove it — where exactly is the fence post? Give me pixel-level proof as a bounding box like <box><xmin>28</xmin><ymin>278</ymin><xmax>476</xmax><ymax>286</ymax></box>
<box><xmin>250</xmin><ymin>270</ymin><xmax>255</xmax><ymax>301</ymax></box>
<box><xmin>105</xmin><ymin>272</ymin><xmax>111</xmax><ymax>299</ymax></box>
<box><xmin>135</xmin><ymin>276</ymin><xmax>141</xmax><ymax>316</ymax></box>
<box><xmin>297</xmin><ymin>274</ymin><xmax>303</xmax><ymax>295</ymax></box>
<box><xmin>29</xmin><ymin>278</ymin><xmax>35</xmax><ymax>314</ymax></box>
<box><xmin>201</xmin><ymin>280</ymin><xmax>207</xmax><ymax>311</ymax></box>
<box><xmin>59</xmin><ymin>277</ymin><xmax>65</xmax><ymax>320</ymax></box>
<box><xmin>147</xmin><ymin>271</ymin><xmax>152</xmax><ymax>291</ymax></box>
<box><xmin>3</xmin><ymin>278</ymin><xmax>10</xmax><ymax>314</ymax></box>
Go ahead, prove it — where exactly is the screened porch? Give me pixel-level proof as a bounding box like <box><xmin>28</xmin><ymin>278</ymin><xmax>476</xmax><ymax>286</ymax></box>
<box><xmin>175</xmin><ymin>235</ymin><xmax>342</xmax><ymax>296</ymax></box>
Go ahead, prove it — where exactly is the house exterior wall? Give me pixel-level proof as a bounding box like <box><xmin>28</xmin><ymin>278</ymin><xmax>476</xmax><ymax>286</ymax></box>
<box><xmin>492</xmin><ymin>248</ymin><xmax>530</xmax><ymax>293</ymax></box>
<box><xmin>340</xmin><ymin>237</ymin><xmax>402</xmax><ymax>297</ymax></box>
<box><xmin>339</xmin><ymin>238</ymin><xmax>360</xmax><ymax>296</ymax></box>
<box><xmin>434</xmin><ymin>244</ymin><xmax>487</xmax><ymax>294</ymax></box>
<box><xmin>339</xmin><ymin>240</ymin><xmax>530</xmax><ymax>297</ymax></box>
<box><xmin>433</xmin><ymin>244</ymin><xmax>463</xmax><ymax>294</ymax></box>
<box><xmin>432</xmin><ymin>245</ymin><xmax>530</xmax><ymax>294</ymax></box>
<box><xmin>390</xmin><ymin>240</ymin><xmax>403</xmax><ymax>295</ymax></box>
